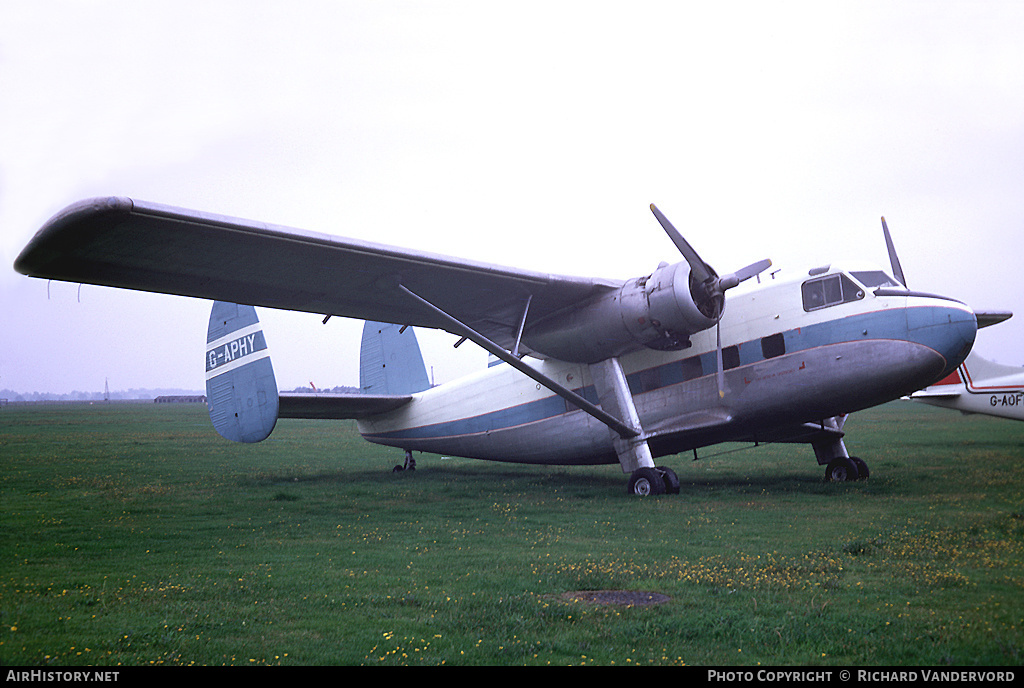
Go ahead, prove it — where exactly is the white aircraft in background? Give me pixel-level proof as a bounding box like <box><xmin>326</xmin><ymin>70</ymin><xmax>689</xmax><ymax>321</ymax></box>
<box><xmin>910</xmin><ymin>347</ymin><xmax>1023</xmax><ymax>421</ymax></box>
<box><xmin>15</xmin><ymin>199</ymin><xmax>1002</xmax><ymax>494</ymax></box>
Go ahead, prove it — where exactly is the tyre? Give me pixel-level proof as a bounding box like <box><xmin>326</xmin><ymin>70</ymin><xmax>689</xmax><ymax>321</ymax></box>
<box><xmin>660</xmin><ymin>467</ymin><xmax>681</xmax><ymax>494</ymax></box>
<box><xmin>628</xmin><ymin>468</ymin><xmax>667</xmax><ymax>496</ymax></box>
<box><xmin>849</xmin><ymin>456</ymin><xmax>869</xmax><ymax>480</ymax></box>
<box><xmin>825</xmin><ymin>457</ymin><xmax>860</xmax><ymax>482</ymax></box>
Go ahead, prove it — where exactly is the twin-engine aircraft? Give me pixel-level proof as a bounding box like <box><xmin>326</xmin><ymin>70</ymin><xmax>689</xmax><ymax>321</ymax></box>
<box><xmin>910</xmin><ymin>349</ymin><xmax>1023</xmax><ymax>421</ymax></box>
<box><xmin>16</xmin><ymin>198</ymin><xmax>995</xmax><ymax>494</ymax></box>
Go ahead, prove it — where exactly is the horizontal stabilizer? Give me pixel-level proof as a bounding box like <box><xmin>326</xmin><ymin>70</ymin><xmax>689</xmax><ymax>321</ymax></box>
<box><xmin>909</xmin><ymin>388</ymin><xmax>961</xmax><ymax>399</ymax></box>
<box><xmin>279</xmin><ymin>392</ymin><xmax>414</xmax><ymax>419</ymax></box>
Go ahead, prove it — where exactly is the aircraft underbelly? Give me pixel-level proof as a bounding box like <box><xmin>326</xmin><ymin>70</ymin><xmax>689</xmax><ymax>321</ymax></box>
<box><xmin>732</xmin><ymin>340</ymin><xmax>945</xmax><ymax>421</ymax></box>
<box><xmin>362</xmin><ymin>407</ymin><xmax>618</xmax><ymax>465</ymax></box>
<box><xmin>632</xmin><ymin>340</ymin><xmax>944</xmax><ymax>457</ymax></box>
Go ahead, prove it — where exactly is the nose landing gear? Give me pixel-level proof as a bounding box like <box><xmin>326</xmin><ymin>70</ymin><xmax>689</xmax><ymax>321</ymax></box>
<box><xmin>393</xmin><ymin>449</ymin><xmax>417</xmax><ymax>473</ymax></box>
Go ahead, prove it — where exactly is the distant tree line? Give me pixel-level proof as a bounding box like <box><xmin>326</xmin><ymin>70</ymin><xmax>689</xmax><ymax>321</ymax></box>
<box><xmin>2</xmin><ymin>384</ymin><xmax>364</xmax><ymax>404</ymax></box>
<box><xmin>0</xmin><ymin>388</ymin><xmax>204</xmax><ymax>402</ymax></box>
<box><xmin>287</xmin><ymin>385</ymin><xmax>363</xmax><ymax>394</ymax></box>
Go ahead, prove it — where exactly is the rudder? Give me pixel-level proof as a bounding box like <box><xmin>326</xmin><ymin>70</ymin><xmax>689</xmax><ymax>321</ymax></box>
<box><xmin>206</xmin><ymin>302</ymin><xmax>279</xmax><ymax>442</ymax></box>
<box><xmin>359</xmin><ymin>322</ymin><xmax>430</xmax><ymax>395</ymax></box>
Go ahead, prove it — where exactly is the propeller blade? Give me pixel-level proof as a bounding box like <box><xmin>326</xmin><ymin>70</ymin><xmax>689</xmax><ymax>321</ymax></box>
<box><xmin>716</xmin><ymin>321</ymin><xmax>725</xmax><ymax>399</ymax></box>
<box><xmin>718</xmin><ymin>258</ymin><xmax>773</xmax><ymax>291</ymax></box>
<box><xmin>650</xmin><ymin>204</ymin><xmax>716</xmax><ymax>284</ymax></box>
<box><xmin>881</xmin><ymin>216</ymin><xmax>907</xmax><ymax>287</ymax></box>
<box><xmin>648</xmin><ymin>203</ymin><xmax>767</xmax><ymax>402</ymax></box>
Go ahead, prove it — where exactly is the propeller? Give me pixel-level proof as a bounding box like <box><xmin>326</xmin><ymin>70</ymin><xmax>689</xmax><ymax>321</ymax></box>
<box><xmin>880</xmin><ymin>216</ymin><xmax>907</xmax><ymax>287</ymax></box>
<box><xmin>650</xmin><ymin>204</ymin><xmax>771</xmax><ymax>319</ymax></box>
<box><xmin>650</xmin><ymin>204</ymin><xmax>772</xmax><ymax>399</ymax></box>
<box><xmin>650</xmin><ymin>203</ymin><xmax>716</xmax><ymax>285</ymax></box>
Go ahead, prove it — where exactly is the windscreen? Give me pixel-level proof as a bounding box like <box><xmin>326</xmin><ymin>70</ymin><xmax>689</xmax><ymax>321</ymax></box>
<box><xmin>850</xmin><ymin>270</ymin><xmax>901</xmax><ymax>288</ymax></box>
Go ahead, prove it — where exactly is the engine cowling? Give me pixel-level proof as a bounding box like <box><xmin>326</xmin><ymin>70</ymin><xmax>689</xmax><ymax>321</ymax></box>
<box><xmin>523</xmin><ymin>261</ymin><xmax>720</xmax><ymax>363</ymax></box>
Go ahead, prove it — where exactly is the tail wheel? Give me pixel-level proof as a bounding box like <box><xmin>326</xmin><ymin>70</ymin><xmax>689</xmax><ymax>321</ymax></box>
<box><xmin>628</xmin><ymin>468</ymin><xmax>667</xmax><ymax>496</ymax></box>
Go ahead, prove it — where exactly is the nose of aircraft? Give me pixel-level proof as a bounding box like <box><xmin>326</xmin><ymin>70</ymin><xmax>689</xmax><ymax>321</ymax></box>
<box><xmin>907</xmin><ymin>302</ymin><xmax>977</xmax><ymax>382</ymax></box>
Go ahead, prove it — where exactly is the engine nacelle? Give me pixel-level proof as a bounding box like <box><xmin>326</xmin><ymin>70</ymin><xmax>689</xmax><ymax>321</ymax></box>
<box><xmin>523</xmin><ymin>261</ymin><xmax>720</xmax><ymax>363</ymax></box>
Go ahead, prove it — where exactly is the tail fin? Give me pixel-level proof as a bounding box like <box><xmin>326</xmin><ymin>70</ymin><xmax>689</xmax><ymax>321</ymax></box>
<box><xmin>961</xmin><ymin>350</ymin><xmax>1024</xmax><ymax>389</ymax></box>
<box><xmin>359</xmin><ymin>321</ymin><xmax>430</xmax><ymax>395</ymax></box>
<box><xmin>205</xmin><ymin>302</ymin><xmax>279</xmax><ymax>443</ymax></box>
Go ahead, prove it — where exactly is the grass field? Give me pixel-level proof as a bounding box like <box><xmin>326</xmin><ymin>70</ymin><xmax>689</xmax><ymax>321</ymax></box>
<box><xmin>1</xmin><ymin>401</ymin><xmax>1022</xmax><ymax>666</ymax></box>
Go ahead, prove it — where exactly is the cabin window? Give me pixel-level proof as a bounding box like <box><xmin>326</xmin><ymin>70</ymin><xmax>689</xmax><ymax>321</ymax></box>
<box><xmin>638</xmin><ymin>367</ymin><xmax>661</xmax><ymax>393</ymax></box>
<box><xmin>801</xmin><ymin>273</ymin><xmax>865</xmax><ymax>312</ymax></box>
<box><xmin>680</xmin><ymin>356</ymin><xmax>703</xmax><ymax>382</ymax></box>
<box><xmin>722</xmin><ymin>345</ymin><xmax>741</xmax><ymax>370</ymax></box>
<box><xmin>761</xmin><ymin>333</ymin><xmax>786</xmax><ymax>359</ymax></box>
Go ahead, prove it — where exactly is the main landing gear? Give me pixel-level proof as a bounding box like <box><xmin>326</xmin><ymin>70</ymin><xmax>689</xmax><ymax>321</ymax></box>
<box><xmin>825</xmin><ymin>456</ymin><xmax>870</xmax><ymax>482</ymax></box>
<box><xmin>393</xmin><ymin>449</ymin><xmax>417</xmax><ymax>473</ymax></box>
<box><xmin>627</xmin><ymin>467</ymin><xmax>681</xmax><ymax>496</ymax></box>
<box><xmin>813</xmin><ymin>416</ymin><xmax>869</xmax><ymax>483</ymax></box>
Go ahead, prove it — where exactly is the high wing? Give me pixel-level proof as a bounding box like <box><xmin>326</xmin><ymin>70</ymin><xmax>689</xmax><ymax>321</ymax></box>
<box><xmin>15</xmin><ymin>197</ymin><xmax>620</xmax><ymax>353</ymax></box>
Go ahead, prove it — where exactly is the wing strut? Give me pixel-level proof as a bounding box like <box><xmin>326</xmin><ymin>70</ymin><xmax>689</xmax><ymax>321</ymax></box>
<box><xmin>397</xmin><ymin>284</ymin><xmax>639</xmax><ymax>439</ymax></box>
<box><xmin>511</xmin><ymin>294</ymin><xmax>532</xmax><ymax>358</ymax></box>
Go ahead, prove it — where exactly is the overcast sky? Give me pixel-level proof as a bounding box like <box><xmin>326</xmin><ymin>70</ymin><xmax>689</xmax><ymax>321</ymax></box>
<box><xmin>2</xmin><ymin>0</ymin><xmax>1022</xmax><ymax>394</ymax></box>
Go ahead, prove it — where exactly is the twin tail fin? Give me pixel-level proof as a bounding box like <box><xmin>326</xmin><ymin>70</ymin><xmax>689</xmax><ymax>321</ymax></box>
<box><xmin>205</xmin><ymin>302</ymin><xmax>279</xmax><ymax>443</ymax></box>
<box><xmin>204</xmin><ymin>306</ymin><xmax>429</xmax><ymax>443</ymax></box>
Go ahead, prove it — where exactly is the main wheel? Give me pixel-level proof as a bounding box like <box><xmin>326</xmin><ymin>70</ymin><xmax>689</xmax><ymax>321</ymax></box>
<box><xmin>628</xmin><ymin>468</ymin><xmax>667</xmax><ymax>496</ymax></box>
<box><xmin>660</xmin><ymin>467</ymin><xmax>681</xmax><ymax>495</ymax></box>
<box><xmin>825</xmin><ymin>457</ymin><xmax>860</xmax><ymax>482</ymax></box>
<box><xmin>850</xmin><ymin>456</ymin><xmax>869</xmax><ymax>480</ymax></box>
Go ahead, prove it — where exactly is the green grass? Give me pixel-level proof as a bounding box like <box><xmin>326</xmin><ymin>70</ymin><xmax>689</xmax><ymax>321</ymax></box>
<box><xmin>1</xmin><ymin>401</ymin><xmax>1022</xmax><ymax>666</ymax></box>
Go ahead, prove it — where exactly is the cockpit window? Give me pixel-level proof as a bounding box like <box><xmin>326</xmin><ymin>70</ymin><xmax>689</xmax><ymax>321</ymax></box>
<box><xmin>802</xmin><ymin>273</ymin><xmax>865</xmax><ymax>312</ymax></box>
<box><xmin>850</xmin><ymin>270</ymin><xmax>900</xmax><ymax>288</ymax></box>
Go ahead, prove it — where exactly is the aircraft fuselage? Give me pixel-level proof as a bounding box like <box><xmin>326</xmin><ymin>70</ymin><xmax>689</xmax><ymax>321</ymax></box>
<box><xmin>358</xmin><ymin>263</ymin><xmax>977</xmax><ymax>467</ymax></box>
<box><xmin>912</xmin><ymin>351</ymin><xmax>1024</xmax><ymax>421</ymax></box>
